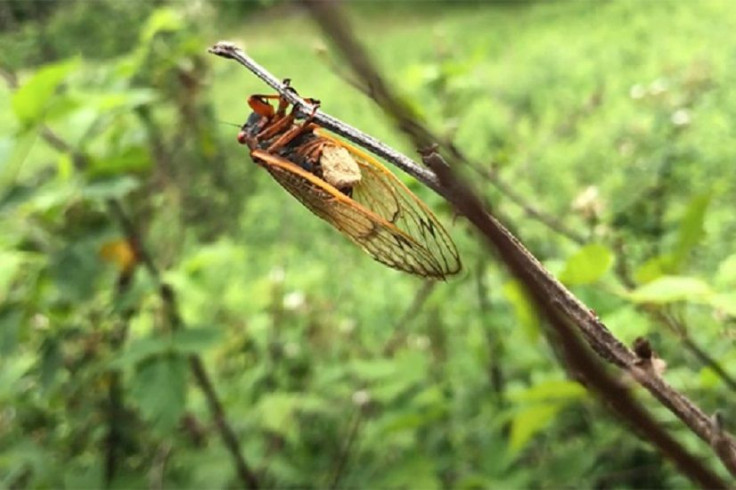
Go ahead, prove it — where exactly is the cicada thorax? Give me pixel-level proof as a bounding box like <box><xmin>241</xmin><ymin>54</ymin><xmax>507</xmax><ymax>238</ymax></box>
<box><xmin>267</xmin><ymin>130</ymin><xmax>362</xmax><ymax>197</ymax></box>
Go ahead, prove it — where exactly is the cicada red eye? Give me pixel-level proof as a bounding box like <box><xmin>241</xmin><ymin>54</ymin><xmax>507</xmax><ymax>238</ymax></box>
<box><xmin>237</xmin><ymin>130</ymin><xmax>248</xmax><ymax>145</ymax></box>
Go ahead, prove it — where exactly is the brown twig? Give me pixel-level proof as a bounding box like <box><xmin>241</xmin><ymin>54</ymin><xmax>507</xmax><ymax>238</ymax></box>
<box><xmin>208</xmin><ymin>2</ymin><xmax>736</xmax><ymax>483</ymax></box>
<box><xmin>474</xmin><ymin>259</ymin><xmax>506</xmax><ymax>403</ymax></box>
<box><xmin>104</xmin><ymin>271</ymin><xmax>138</xmax><ymax>486</ymax></box>
<box><xmin>148</xmin><ymin>443</ymin><xmax>172</xmax><ymax>490</ymax></box>
<box><xmin>328</xmin><ymin>409</ymin><xmax>363</xmax><ymax>490</ymax></box>
<box><xmin>190</xmin><ymin>356</ymin><xmax>260</xmax><ymax>489</ymax></box>
<box><xmin>382</xmin><ymin>280</ymin><xmax>436</xmax><ymax>356</ymax></box>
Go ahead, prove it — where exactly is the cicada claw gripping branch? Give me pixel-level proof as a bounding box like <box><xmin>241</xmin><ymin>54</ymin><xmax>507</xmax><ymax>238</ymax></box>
<box><xmin>208</xmin><ymin>41</ymin><xmax>444</xmax><ymax>194</ymax></box>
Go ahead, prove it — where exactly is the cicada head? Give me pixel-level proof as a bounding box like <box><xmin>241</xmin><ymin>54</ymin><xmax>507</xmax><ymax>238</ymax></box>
<box><xmin>237</xmin><ymin>111</ymin><xmax>264</xmax><ymax>147</ymax></box>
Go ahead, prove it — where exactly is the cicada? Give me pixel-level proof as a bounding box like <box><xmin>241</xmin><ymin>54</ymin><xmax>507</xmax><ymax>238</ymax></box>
<box><xmin>236</xmin><ymin>85</ymin><xmax>461</xmax><ymax>279</ymax></box>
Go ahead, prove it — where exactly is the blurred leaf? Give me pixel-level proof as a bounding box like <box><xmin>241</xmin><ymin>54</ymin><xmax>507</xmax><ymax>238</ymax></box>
<box><xmin>88</xmin><ymin>145</ymin><xmax>151</xmax><ymax>177</ymax></box>
<box><xmin>509</xmin><ymin>379</ymin><xmax>586</xmax><ymax>403</ymax></box>
<box><xmin>508</xmin><ymin>379</ymin><xmax>585</xmax><ymax>456</ymax></box>
<box><xmin>715</xmin><ymin>253</ymin><xmax>736</xmax><ymax>287</ymax></box>
<box><xmin>0</xmin><ymin>130</ymin><xmax>37</xmax><ymax>194</ymax></box>
<box><xmin>39</xmin><ymin>338</ymin><xmax>61</xmax><ymax>391</ymax></box>
<box><xmin>628</xmin><ymin>275</ymin><xmax>713</xmax><ymax>304</ymax></box>
<box><xmin>634</xmin><ymin>255</ymin><xmax>669</xmax><ymax>284</ymax></box>
<box><xmin>49</xmin><ymin>242</ymin><xmax>103</xmax><ymax>302</ymax></box>
<box><xmin>503</xmin><ymin>280</ymin><xmax>539</xmax><ymax>340</ymax></box>
<box><xmin>110</xmin><ymin>337</ymin><xmax>170</xmax><ymax>370</ymax></box>
<box><xmin>350</xmin><ymin>352</ymin><xmax>428</xmax><ymax>403</ymax></box>
<box><xmin>0</xmin><ymin>250</ymin><xmax>25</xmax><ymax>300</ymax></box>
<box><xmin>379</xmin><ymin>403</ymin><xmax>445</xmax><ymax>434</ymax></box>
<box><xmin>171</xmin><ymin>327</ymin><xmax>222</xmax><ymax>353</ymax></box>
<box><xmin>84</xmin><ymin>89</ymin><xmax>157</xmax><ymax>112</ymax></box>
<box><xmin>63</xmin><ymin>461</ymin><xmax>103</xmax><ymax>490</ymax></box>
<box><xmin>708</xmin><ymin>293</ymin><xmax>736</xmax><ymax>317</ymax></box>
<box><xmin>699</xmin><ymin>366</ymin><xmax>722</xmax><ymax>389</ymax></box>
<box><xmin>131</xmin><ymin>354</ymin><xmax>187</xmax><ymax>433</ymax></box>
<box><xmin>0</xmin><ymin>307</ymin><xmax>23</xmax><ymax>355</ymax></box>
<box><xmin>349</xmin><ymin>358</ymin><xmax>398</xmax><ymax>381</ymax></box>
<box><xmin>376</xmin><ymin>455</ymin><xmax>440</xmax><ymax>490</ymax></box>
<box><xmin>510</xmin><ymin>403</ymin><xmax>564</xmax><ymax>455</ymax></box>
<box><xmin>140</xmin><ymin>8</ymin><xmax>183</xmax><ymax>42</ymax></box>
<box><xmin>43</xmin><ymin>93</ymin><xmax>82</xmax><ymax>122</ymax></box>
<box><xmin>256</xmin><ymin>392</ymin><xmax>300</xmax><ymax>435</ymax></box>
<box><xmin>0</xmin><ymin>356</ymin><xmax>34</xmax><ymax>401</ymax></box>
<box><xmin>12</xmin><ymin>58</ymin><xmax>81</xmax><ymax>124</ymax></box>
<box><xmin>672</xmin><ymin>193</ymin><xmax>710</xmax><ymax>270</ymax></box>
<box><xmin>82</xmin><ymin>176</ymin><xmax>140</xmax><ymax>200</ymax></box>
<box><xmin>559</xmin><ymin>243</ymin><xmax>614</xmax><ymax>285</ymax></box>
<box><xmin>1</xmin><ymin>441</ymin><xmax>57</xmax><ymax>486</ymax></box>
<box><xmin>21</xmin><ymin>178</ymin><xmax>79</xmax><ymax>213</ymax></box>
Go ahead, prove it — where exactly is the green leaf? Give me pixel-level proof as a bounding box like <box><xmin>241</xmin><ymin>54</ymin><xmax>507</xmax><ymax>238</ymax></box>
<box><xmin>39</xmin><ymin>338</ymin><xmax>62</xmax><ymax>392</ymax></box>
<box><xmin>81</xmin><ymin>176</ymin><xmax>140</xmax><ymax>200</ymax></box>
<box><xmin>0</xmin><ymin>250</ymin><xmax>25</xmax><ymax>300</ymax></box>
<box><xmin>88</xmin><ymin>145</ymin><xmax>151</xmax><ymax>177</ymax></box>
<box><xmin>349</xmin><ymin>358</ymin><xmax>398</xmax><ymax>381</ymax></box>
<box><xmin>376</xmin><ymin>455</ymin><xmax>440</xmax><ymax>490</ymax></box>
<box><xmin>84</xmin><ymin>89</ymin><xmax>157</xmax><ymax>112</ymax></box>
<box><xmin>63</xmin><ymin>461</ymin><xmax>103</xmax><ymax>490</ymax></box>
<box><xmin>633</xmin><ymin>255</ymin><xmax>669</xmax><ymax>284</ymax></box>
<box><xmin>0</xmin><ymin>130</ymin><xmax>37</xmax><ymax>193</ymax></box>
<box><xmin>715</xmin><ymin>254</ymin><xmax>736</xmax><ymax>287</ymax></box>
<box><xmin>0</xmin><ymin>356</ymin><xmax>34</xmax><ymax>401</ymax></box>
<box><xmin>110</xmin><ymin>335</ymin><xmax>170</xmax><ymax>370</ymax></box>
<box><xmin>0</xmin><ymin>307</ymin><xmax>23</xmax><ymax>355</ymax></box>
<box><xmin>140</xmin><ymin>8</ymin><xmax>183</xmax><ymax>42</ymax></box>
<box><xmin>510</xmin><ymin>404</ymin><xmax>563</xmax><ymax>455</ymax></box>
<box><xmin>559</xmin><ymin>243</ymin><xmax>614</xmax><ymax>285</ymax></box>
<box><xmin>49</xmin><ymin>242</ymin><xmax>102</xmax><ymax>302</ymax></box>
<box><xmin>502</xmin><ymin>280</ymin><xmax>539</xmax><ymax>340</ymax></box>
<box><xmin>171</xmin><ymin>327</ymin><xmax>221</xmax><ymax>354</ymax></box>
<box><xmin>12</xmin><ymin>58</ymin><xmax>81</xmax><ymax>124</ymax></box>
<box><xmin>22</xmin><ymin>178</ymin><xmax>79</xmax><ymax>213</ymax></box>
<box><xmin>256</xmin><ymin>393</ymin><xmax>301</xmax><ymax>435</ymax></box>
<box><xmin>509</xmin><ymin>379</ymin><xmax>586</xmax><ymax>403</ymax></box>
<box><xmin>708</xmin><ymin>293</ymin><xmax>736</xmax><ymax>317</ymax></box>
<box><xmin>131</xmin><ymin>354</ymin><xmax>187</xmax><ymax>433</ymax></box>
<box><xmin>628</xmin><ymin>275</ymin><xmax>713</xmax><ymax>304</ymax></box>
<box><xmin>43</xmin><ymin>93</ymin><xmax>82</xmax><ymax>122</ymax></box>
<box><xmin>672</xmin><ymin>193</ymin><xmax>710</xmax><ymax>270</ymax></box>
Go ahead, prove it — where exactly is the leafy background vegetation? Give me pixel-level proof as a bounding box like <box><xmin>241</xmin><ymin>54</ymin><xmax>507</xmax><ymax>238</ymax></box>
<box><xmin>1</xmin><ymin>0</ymin><xmax>735</xmax><ymax>487</ymax></box>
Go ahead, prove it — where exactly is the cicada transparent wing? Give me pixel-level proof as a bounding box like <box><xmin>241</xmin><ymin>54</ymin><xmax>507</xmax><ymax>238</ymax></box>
<box><xmin>251</xmin><ymin>147</ymin><xmax>460</xmax><ymax>279</ymax></box>
<box><xmin>317</xmin><ymin>132</ymin><xmax>461</xmax><ymax>277</ymax></box>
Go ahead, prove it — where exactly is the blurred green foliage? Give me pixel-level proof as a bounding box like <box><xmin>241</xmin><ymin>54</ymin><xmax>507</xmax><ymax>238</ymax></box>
<box><xmin>1</xmin><ymin>1</ymin><xmax>735</xmax><ymax>488</ymax></box>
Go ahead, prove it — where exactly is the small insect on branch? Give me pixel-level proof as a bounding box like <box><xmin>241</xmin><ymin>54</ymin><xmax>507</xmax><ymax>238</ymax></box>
<box><xmin>207</xmin><ymin>42</ymin><xmax>444</xmax><ymax>194</ymax></box>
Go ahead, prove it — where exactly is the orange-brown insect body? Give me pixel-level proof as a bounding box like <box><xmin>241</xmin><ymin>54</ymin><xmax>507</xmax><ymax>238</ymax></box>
<box><xmin>236</xmin><ymin>89</ymin><xmax>461</xmax><ymax>279</ymax></box>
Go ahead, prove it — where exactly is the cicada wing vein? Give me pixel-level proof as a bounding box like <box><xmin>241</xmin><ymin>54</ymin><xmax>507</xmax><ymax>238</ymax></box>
<box><xmin>315</xmin><ymin>132</ymin><xmax>461</xmax><ymax>276</ymax></box>
<box><xmin>250</xmin><ymin>149</ymin><xmax>456</xmax><ymax>278</ymax></box>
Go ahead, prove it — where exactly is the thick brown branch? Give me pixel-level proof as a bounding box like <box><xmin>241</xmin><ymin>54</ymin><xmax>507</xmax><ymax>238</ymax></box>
<box><xmin>423</xmin><ymin>149</ymin><xmax>730</xmax><ymax>488</ymax></box>
<box><xmin>190</xmin><ymin>356</ymin><xmax>260</xmax><ymax>490</ymax></box>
